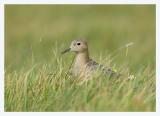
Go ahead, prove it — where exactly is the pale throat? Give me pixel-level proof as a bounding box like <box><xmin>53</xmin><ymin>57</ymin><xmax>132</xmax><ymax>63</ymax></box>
<box><xmin>74</xmin><ymin>50</ymin><xmax>90</xmax><ymax>69</ymax></box>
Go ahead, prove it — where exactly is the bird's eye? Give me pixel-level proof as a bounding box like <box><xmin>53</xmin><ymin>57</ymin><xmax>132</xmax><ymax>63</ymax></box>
<box><xmin>77</xmin><ymin>43</ymin><xmax>81</xmax><ymax>45</ymax></box>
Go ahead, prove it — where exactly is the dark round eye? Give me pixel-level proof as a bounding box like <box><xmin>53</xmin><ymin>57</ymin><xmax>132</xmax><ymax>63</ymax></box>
<box><xmin>77</xmin><ymin>43</ymin><xmax>81</xmax><ymax>45</ymax></box>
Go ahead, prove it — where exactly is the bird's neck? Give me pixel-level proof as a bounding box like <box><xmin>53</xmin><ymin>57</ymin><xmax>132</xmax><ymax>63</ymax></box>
<box><xmin>74</xmin><ymin>50</ymin><xmax>90</xmax><ymax>68</ymax></box>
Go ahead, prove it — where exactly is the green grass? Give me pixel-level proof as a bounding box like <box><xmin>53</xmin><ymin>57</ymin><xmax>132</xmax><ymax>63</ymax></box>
<box><xmin>5</xmin><ymin>5</ymin><xmax>156</xmax><ymax>111</ymax></box>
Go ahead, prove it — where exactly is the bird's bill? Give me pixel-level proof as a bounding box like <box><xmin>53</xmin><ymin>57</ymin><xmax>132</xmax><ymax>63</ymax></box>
<box><xmin>61</xmin><ymin>48</ymin><xmax>71</xmax><ymax>54</ymax></box>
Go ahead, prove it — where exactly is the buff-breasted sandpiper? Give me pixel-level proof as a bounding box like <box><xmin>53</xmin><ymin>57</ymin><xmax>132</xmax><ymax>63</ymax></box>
<box><xmin>61</xmin><ymin>39</ymin><xmax>120</xmax><ymax>79</ymax></box>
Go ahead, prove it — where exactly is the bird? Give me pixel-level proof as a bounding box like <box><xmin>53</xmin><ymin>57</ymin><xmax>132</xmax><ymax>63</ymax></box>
<box><xmin>61</xmin><ymin>39</ymin><xmax>120</xmax><ymax>80</ymax></box>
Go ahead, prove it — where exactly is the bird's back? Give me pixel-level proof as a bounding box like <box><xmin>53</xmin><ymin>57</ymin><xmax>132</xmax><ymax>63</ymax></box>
<box><xmin>86</xmin><ymin>59</ymin><xmax>120</xmax><ymax>77</ymax></box>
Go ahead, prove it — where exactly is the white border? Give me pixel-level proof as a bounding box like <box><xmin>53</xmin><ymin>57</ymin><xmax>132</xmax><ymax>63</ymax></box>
<box><xmin>0</xmin><ymin>0</ymin><xmax>158</xmax><ymax>4</ymax></box>
<box><xmin>0</xmin><ymin>0</ymin><xmax>159</xmax><ymax>115</ymax></box>
<box><xmin>0</xmin><ymin>4</ymin><xmax>4</xmax><ymax>113</ymax></box>
<box><xmin>156</xmin><ymin>3</ymin><xmax>160</xmax><ymax>113</ymax></box>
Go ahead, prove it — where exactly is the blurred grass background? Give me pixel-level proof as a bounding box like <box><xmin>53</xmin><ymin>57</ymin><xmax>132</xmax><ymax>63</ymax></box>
<box><xmin>5</xmin><ymin>5</ymin><xmax>156</xmax><ymax>111</ymax></box>
<box><xmin>5</xmin><ymin>5</ymin><xmax>155</xmax><ymax>72</ymax></box>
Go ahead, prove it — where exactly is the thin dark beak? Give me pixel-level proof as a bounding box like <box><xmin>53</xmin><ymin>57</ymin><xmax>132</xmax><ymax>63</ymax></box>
<box><xmin>61</xmin><ymin>48</ymin><xmax>71</xmax><ymax>54</ymax></box>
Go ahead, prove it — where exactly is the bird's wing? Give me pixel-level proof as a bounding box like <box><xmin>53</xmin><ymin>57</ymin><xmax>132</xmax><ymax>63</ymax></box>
<box><xmin>87</xmin><ymin>59</ymin><xmax>120</xmax><ymax>77</ymax></box>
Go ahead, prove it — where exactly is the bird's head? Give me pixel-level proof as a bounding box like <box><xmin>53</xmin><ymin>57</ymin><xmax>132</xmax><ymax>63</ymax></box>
<box><xmin>61</xmin><ymin>39</ymin><xmax>88</xmax><ymax>54</ymax></box>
